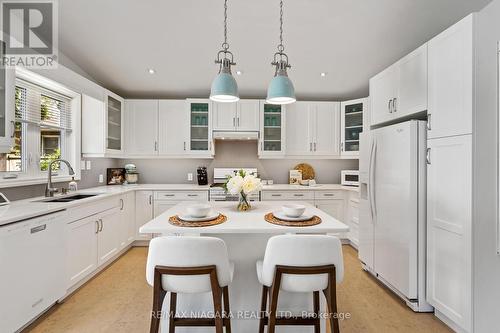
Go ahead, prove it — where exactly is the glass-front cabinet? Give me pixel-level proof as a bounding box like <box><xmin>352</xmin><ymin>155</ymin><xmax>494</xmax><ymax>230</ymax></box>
<box><xmin>340</xmin><ymin>98</ymin><xmax>367</xmax><ymax>157</ymax></box>
<box><xmin>105</xmin><ymin>91</ymin><xmax>124</xmax><ymax>154</ymax></box>
<box><xmin>259</xmin><ymin>102</ymin><xmax>286</xmax><ymax>157</ymax></box>
<box><xmin>0</xmin><ymin>41</ymin><xmax>15</xmax><ymax>153</ymax></box>
<box><xmin>187</xmin><ymin>99</ymin><xmax>213</xmax><ymax>156</ymax></box>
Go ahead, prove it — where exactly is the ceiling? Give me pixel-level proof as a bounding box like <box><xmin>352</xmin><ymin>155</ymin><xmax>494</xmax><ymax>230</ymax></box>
<box><xmin>57</xmin><ymin>0</ymin><xmax>491</xmax><ymax>100</ymax></box>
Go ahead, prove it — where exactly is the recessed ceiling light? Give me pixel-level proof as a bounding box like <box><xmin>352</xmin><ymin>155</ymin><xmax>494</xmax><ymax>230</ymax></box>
<box><xmin>320</xmin><ymin>72</ymin><xmax>327</xmax><ymax>77</ymax></box>
<box><xmin>236</xmin><ymin>70</ymin><xmax>243</xmax><ymax>76</ymax></box>
<box><xmin>147</xmin><ymin>68</ymin><xmax>156</xmax><ymax>74</ymax></box>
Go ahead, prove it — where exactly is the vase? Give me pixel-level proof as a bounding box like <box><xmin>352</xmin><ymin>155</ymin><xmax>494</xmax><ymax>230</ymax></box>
<box><xmin>237</xmin><ymin>193</ymin><xmax>251</xmax><ymax>211</ymax></box>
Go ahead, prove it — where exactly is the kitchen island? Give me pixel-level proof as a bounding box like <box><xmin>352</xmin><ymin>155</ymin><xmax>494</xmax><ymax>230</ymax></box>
<box><xmin>140</xmin><ymin>201</ymin><xmax>349</xmax><ymax>333</ymax></box>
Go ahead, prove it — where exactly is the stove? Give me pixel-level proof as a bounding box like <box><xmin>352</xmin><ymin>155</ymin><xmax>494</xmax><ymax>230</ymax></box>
<box><xmin>209</xmin><ymin>168</ymin><xmax>261</xmax><ymax>202</ymax></box>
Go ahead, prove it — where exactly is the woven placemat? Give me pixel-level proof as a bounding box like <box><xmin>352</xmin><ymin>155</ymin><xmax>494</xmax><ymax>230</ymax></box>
<box><xmin>168</xmin><ymin>214</ymin><xmax>227</xmax><ymax>227</ymax></box>
<box><xmin>264</xmin><ymin>213</ymin><xmax>322</xmax><ymax>227</ymax></box>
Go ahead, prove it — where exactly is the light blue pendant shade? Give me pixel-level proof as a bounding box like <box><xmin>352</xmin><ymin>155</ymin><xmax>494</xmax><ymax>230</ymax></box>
<box><xmin>266</xmin><ymin>73</ymin><xmax>296</xmax><ymax>105</ymax></box>
<box><xmin>210</xmin><ymin>72</ymin><xmax>239</xmax><ymax>103</ymax></box>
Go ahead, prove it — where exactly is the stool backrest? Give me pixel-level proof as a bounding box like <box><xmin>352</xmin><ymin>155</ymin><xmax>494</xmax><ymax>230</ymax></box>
<box><xmin>262</xmin><ymin>234</ymin><xmax>344</xmax><ymax>292</ymax></box>
<box><xmin>146</xmin><ymin>236</ymin><xmax>232</xmax><ymax>293</ymax></box>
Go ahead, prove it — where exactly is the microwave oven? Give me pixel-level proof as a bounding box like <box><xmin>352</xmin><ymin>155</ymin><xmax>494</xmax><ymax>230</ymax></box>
<box><xmin>341</xmin><ymin>170</ymin><xmax>359</xmax><ymax>187</ymax></box>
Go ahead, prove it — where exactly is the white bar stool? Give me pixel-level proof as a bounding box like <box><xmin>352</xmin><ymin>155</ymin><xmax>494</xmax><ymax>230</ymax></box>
<box><xmin>256</xmin><ymin>234</ymin><xmax>344</xmax><ymax>333</ymax></box>
<box><xmin>146</xmin><ymin>236</ymin><xmax>234</xmax><ymax>333</ymax></box>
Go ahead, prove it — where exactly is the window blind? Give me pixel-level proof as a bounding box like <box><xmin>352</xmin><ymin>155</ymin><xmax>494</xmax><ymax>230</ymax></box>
<box><xmin>15</xmin><ymin>79</ymin><xmax>72</xmax><ymax>131</ymax></box>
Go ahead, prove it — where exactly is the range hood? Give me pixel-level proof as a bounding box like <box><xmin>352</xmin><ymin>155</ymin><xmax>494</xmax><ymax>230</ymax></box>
<box><xmin>212</xmin><ymin>131</ymin><xmax>259</xmax><ymax>141</ymax></box>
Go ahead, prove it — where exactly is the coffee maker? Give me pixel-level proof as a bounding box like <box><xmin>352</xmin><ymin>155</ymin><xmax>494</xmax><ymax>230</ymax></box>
<box><xmin>197</xmin><ymin>167</ymin><xmax>208</xmax><ymax>185</ymax></box>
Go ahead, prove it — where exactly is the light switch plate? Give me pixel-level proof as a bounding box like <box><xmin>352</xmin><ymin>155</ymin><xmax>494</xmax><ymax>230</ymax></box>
<box><xmin>187</xmin><ymin>173</ymin><xmax>193</xmax><ymax>181</ymax></box>
<box><xmin>98</xmin><ymin>174</ymin><xmax>104</xmax><ymax>183</ymax></box>
<box><xmin>80</xmin><ymin>160</ymin><xmax>86</xmax><ymax>170</ymax></box>
<box><xmin>86</xmin><ymin>160</ymin><xmax>92</xmax><ymax>170</ymax></box>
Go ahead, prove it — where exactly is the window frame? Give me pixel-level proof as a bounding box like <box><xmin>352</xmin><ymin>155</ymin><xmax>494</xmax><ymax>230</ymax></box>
<box><xmin>0</xmin><ymin>67</ymin><xmax>81</xmax><ymax>188</ymax></box>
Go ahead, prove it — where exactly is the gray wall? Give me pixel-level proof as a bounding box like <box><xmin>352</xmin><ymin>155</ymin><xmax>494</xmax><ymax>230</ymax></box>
<box><xmin>119</xmin><ymin>141</ymin><xmax>358</xmax><ymax>184</ymax></box>
<box><xmin>474</xmin><ymin>2</ymin><xmax>500</xmax><ymax>332</ymax></box>
<box><xmin>1</xmin><ymin>158</ymin><xmax>117</xmax><ymax>201</ymax></box>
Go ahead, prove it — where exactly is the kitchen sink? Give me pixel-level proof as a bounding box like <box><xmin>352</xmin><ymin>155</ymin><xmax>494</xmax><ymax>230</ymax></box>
<box><xmin>36</xmin><ymin>194</ymin><xmax>100</xmax><ymax>203</ymax></box>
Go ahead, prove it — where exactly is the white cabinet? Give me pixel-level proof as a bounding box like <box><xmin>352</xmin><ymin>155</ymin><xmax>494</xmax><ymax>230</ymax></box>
<box><xmin>136</xmin><ymin>190</ymin><xmax>153</xmax><ymax>240</ymax></box>
<box><xmin>426</xmin><ymin>134</ymin><xmax>471</xmax><ymax>331</ymax></box>
<box><xmin>370</xmin><ymin>44</ymin><xmax>428</xmax><ymax>126</ymax></box>
<box><xmin>341</xmin><ymin>98</ymin><xmax>367</xmax><ymax>157</ymax></box>
<box><xmin>0</xmin><ymin>66</ymin><xmax>15</xmax><ymax>152</ymax></box>
<box><xmin>347</xmin><ymin>193</ymin><xmax>360</xmax><ymax>247</ymax></box>
<box><xmin>427</xmin><ymin>14</ymin><xmax>473</xmax><ymax>139</ymax></box>
<box><xmin>286</xmin><ymin>102</ymin><xmax>340</xmax><ymax>157</ymax></box>
<box><xmin>259</xmin><ymin>102</ymin><xmax>286</xmax><ymax>157</ymax></box>
<box><xmin>212</xmin><ymin>100</ymin><xmax>260</xmax><ymax>132</ymax></box>
<box><xmin>119</xmin><ymin>192</ymin><xmax>136</xmax><ymax>248</ymax></box>
<box><xmin>154</xmin><ymin>190</ymin><xmax>209</xmax><ymax>217</ymax></box>
<box><xmin>82</xmin><ymin>91</ymin><xmax>124</xmax><ymax>157</ymax></box>
<box><xmin>158</xmin><ymin>100</ymin><xmax>189</xmax><ymax>155</ymax></box>
<box><xmin>154</xmin><ymin>201</ymin><xmax>180</xmax><ymax>218</ymax></box>
<box><xmin>125</xmin><ymin>100</ymin><xmax>159</xmax><ymax>156</ymax></box>
<box><xmin>97</xmin><ymin>207</ymin><xmax>121</xmax><ymax>266</ymax></box>
<box><xmin>66</xmin><ymin>214</ymin><xmax>99</xmax><ymax>287</ymax></box>
<box><xmin>187</xmin><ymin>99</ymin><xmax>213</xmax><ymax>156</ymax></box>
<box><xmin>315</xmin><ymin>200</ymin><xmax>346</xmax><ymax>237</ymax></box>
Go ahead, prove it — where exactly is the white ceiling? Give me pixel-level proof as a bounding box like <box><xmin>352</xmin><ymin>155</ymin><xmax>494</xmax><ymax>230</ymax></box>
<box><xmin>58</xmin><ymin>0</ymin><xmax>491</xmax><ymax>100</ymax></box>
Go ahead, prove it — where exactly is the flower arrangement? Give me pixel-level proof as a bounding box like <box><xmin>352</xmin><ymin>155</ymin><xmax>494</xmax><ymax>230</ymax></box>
<box><xmin>224</xmin><ymin>169</ymin><xmax>263</xmax><ymax>211</ymax></box>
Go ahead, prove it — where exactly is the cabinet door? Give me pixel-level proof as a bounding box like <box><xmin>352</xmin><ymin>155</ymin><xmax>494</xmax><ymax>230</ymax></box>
<box><xmin>82</xmin><ymin>95</ymin><xmax>106</xmax><ymax>155</ymax></box>
<box><xmin>259</xmin><ymin>102</ymin><xmax>286</xmax><ymax>157</ymax></box>
<box><xmin>212</xmin><ymin>102</ymin><xmax>236</xmax><ymax>131</ymax></box>
<box><xmin>237</xmin><ymin>100</ymin><xmax>260</xmax><ymax>131</ymax></box>
<box><xmin>97</xmin><ymin>208</ymin><xmax>121</xmax><ymax>266</ymax></box>
<box><xmin>135</xmin><ymin>191</ymin><xmax>153</xmax><ymax>240</ymax></box>
<box><xmin>105</xmin><ymin>92</ymin><xmax>124</xmax><ymax>154</ymax></box>
<box><xmin>125</xmin><ymin>100</ymin><xmax>158</xmax><ymax>155</ymax></box>
<box><xmin>428</xmin><ymin>15</ymin><xmax>473</xmax><ymax>139</ymax></box>
<box><xmin>316</xmin><ymin>200</ymin><xmax>346</xmax><ymax>238</ymax></box>
<box><xmin>397</xmin><ymin>44</ymin><xmax>428</xmax><ymax>117</ymax></box>
<box><xmin>66</xmin><ymin>215</ymin><xmax>98</xmax><ymax>287</ymax></box>
<box><xmin>119</xmin><ymin>192</ymin><xmax>136</xmax><ymax>247</ymax></box>
<box><xmin>427</xmin><ymin>135</ymin><xmax>471</xmax><ymax>331</ymax></box>
<box><xmin>313</xmin><ymin>102</ymin><xmax>340</xmax><ymax>156</ymax></box>
<box><xmin>341</xmin><ymin>98</ymin><xmax>366</xmax><ymax>156</ymax></box>
<box><xmin>286</xmin><ymin>102</ymin><xmax>314</xmax><ymax>155</ymax></box>
<box><xmin>158</xmin><ymin>100</ymin><xmax>189</xmax><ymax>155</ymax></box>
<box><xmin>188</xmin><ymin>100</ymin><xmax>213</xmax><ymax>154</ymax></box>
<box><xmin>154</xmin><ymin>201</ymin><xmax>181</xmax><ymax>218</ymax></box>
<box><xmin>0</xmin><ymin>67</ymin><xmax>15</xmax><ymax>151</ymax></box>
<box><xmin>369</xmin><ymin>64</ymin><xmax>398</xmax><ymax>126</ymax></box>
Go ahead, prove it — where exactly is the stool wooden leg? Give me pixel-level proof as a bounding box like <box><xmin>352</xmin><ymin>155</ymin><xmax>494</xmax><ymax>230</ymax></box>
<box><xmin>323</xmin><ymin>269</ymin><xmax>339</xmax><ymax>333</ymax></box>
<box><xmin>267</xmin><ymin>268</ymin><xmax>282</xmax><ymax>333</ymax></box>
<box><xmin>223</xmin><ymin>286</ymin><xmax>232</xmax><ymax>333</ymax></box>
<box><xmin>169</xmin><ymin>292</ymin><xmax>177</xmax><ymax>333</ymax></box>
<box><xmin>210</xmin><ymin>270</ymin><xmax>224</xmax><ymax>333</ymax></box>
<box><xmin>313</xmin><ymin>291</ymin><xmax>320</xmax><ymax>333</ymax></box>
<box><xmin>151</xmin><ymin>269</ymin><xmax>167</xmax><ymax>333</ymax></box>
<box><xmin>259</xmin><ymin>286</ymin><xmax>268</xmax><ymax>333</ymax></box>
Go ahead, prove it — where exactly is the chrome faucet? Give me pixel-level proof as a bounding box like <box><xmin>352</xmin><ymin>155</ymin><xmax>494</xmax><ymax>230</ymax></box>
<box><xmin>45</xmin><ymin>159</ymin><xmax>75</xmax><ymax>197</ymax></box>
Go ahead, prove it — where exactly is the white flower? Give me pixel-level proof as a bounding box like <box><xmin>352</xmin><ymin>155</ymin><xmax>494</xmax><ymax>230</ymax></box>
<box><xmin>241</xmin><ymin>174</ymin><xmax>263</xmax><ymax>194</ymax></box>
<box><xmin>226</xmin><ymin>175</ymin><xmax>243</xmax><ymax>195</ymax></box>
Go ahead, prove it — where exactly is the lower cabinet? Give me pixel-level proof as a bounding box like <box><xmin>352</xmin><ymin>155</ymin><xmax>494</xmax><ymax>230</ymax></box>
<box><xmin>315</xmin><ymin>199</ymin><xmax>346</xmax><ymax>238</ymax></box>
<box><xmin>154</xmin><ymin>190</ymin><xmax>210</xmax><ymax>217</ymax></box>
<box><xmin>347</xmin><ymin>193</ymin><xmax>360</xmax><ymax>247</ymax></box>
<box><xmin>135</xmin><ymin>191</ymin><xmax>154</xmax><ymax>240</ymax></box>
<box><xmin>97</xmin><ymin>207</ymin><xmax>121</xmax><ymax>266</ymax></box>
<box><xmin>119</xmin><ymin>191</ymin><xmax>136</xmax><ymax>247</ymax></box>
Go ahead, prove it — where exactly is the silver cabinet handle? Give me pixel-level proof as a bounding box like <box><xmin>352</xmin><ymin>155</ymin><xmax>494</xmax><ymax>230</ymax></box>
<box><xmin>393</xmin><ymin>98</ymin><xmax>397</xmax><ymax>112</ymax></box>
<box><xmin>271</xmin><ymin>194</ymin><xmax>282</xmax><ymax>197</ymax></box>
<box><xmin>95</xmin><ymin>220</ymin><xmax>99</xmax><ymax>234</ymax></box>
<box><xmin>233</xmin><ymin>117</ymin><xmax>235</xmax><ymax>127</ymax></box>
<box><xmin>388</xmin><ymin>100</ymin><xmax>393</xmax><ymax>113</ymax></box>
<box><xmin>99</xmin><ymin>219</ymin><xmax>103</xmax><ymax>232</ymax></box>
<box><xmin>427</xmin><ymin>114</ymin><xmax>431</xmax><ymax>130</ymax></box>
<box><xmin>183</xmin><ymin>142</ymin><xmax>186</xmax><ymax>151</ymax></box>
<box><xmin>313</xmin><ymin>142</ymin><xmax>317</xmax><ymax>151</ymax></box>
<box><xmin>154</xmin><ymin>141</ymin><xmax>158</xmax><ymax>151</ymax></box>
<box><xmin>261</xmin><ymin>141</ymin><xmax>264</xmax><ymax>151</ymax></box>
<box><xmin>426</xmin><ymin>148</ymin><xmax>431</xmax><ymax>165</ymax></box>
<box><xmin>10</xmin><ymin>121</ymin><xmax>15</xmax><ymax>138</ymax></box>
<box><xmin>31</xmin><ymin>224</ymin><xmax>46</xmax><ymax>234</ymax></box>
<box><xmin>163</xmin><ymin>194</ymin><xmax>175</xmax><ymax>197</ymax></box>
<box><xmin>294</xmin><ymin>194</ymin><xmax>304</xmax><ymax>197</ymax></box>
<box><xmin>187</xmin><ymin>194</ymin><xmax>198</xmax><ymax>197</ymax></box>
<box><xmin>323</xmin><ymin>193</ymin><xmax>335</xmax><ymax>197</ymax></box>
<box><xmin>237</xmin><ymin>118</ymin><xmax>240</xmax><ymax>127</ymax></box>
<box><xmin>120</xmin><ymin>198</ymin><xmax>124</xmax><ymax>210</ymax></box>
<box><xmin>310</xmin><ymin>143</ymin><xmax>313</xmax><ymax>152</ymax></box>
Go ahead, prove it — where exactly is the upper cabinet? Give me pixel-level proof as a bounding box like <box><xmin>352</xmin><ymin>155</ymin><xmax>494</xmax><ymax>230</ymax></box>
<box><xmin>259</xmin><ymin>102</ymin><xmax>286</xmax><ymax>158</ymax></box>
<box><xmin>158</xmin><ymin>100</ymin><xmax>189</xmax><ymax>156</ymax></box>
<box><xmin>82</xmin><ymin>90</ymin><xmax>124</xmax><ymax>157</ymax></box>
<box><xmin>370</xmin><ymin>44</ymin><xmax>428</xmax><ymax>126</ymax></box>
<box><xmin>340</xmin><ymin>98</ymin><xmax>367</xmax><ymax>157</ymax></box>
<box><xmin>125</xmin><ymin>100</ymin><xmax>158</xmax><ymax>156</ymax></box>
<box><xmin>0</xmin><ymin>60</ymin><xmax>15</xmax><ymax>152</ymax></box>
<box><xmin>286</xmin><ymin>101</ymin><xmax>340</xmax><ymax>157</ymax></box>
<box><xmin>212</xmin><ymin>99</ymin><xmax>259</xmax><ymax>132</ymax></box>
<box><xmin>427</xmin><ymin>14</ymin><xmax>473</xmax><ymax>139</ymax></box>
<box><xmin>187</xmin><ymin>99</ymin><xmax>213</xmax><ymax>156</ymax></box>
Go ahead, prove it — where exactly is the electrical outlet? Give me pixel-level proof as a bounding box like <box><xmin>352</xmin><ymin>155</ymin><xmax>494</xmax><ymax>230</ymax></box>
<box><xmin>187</xmin><ymin>173</ymin><xmax>193</xmax><ymax>181</ymax></box>
<box><xmin>86</xmin><ymin>160</ymin><xmax>92</xmax><ymax>170</ymax></box>
<box><xmin>98</xmin><ymin>174</ymin><xmax>104</xmax><ymax>183</ymax></box>
<box><xmin>80</xmin><ymin>160</ymin><xmax>86</xmax><ymax>170</ymax></box>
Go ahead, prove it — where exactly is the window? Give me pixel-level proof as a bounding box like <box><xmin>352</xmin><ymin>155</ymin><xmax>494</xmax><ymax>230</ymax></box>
<box><xmin>0</xmin><ymin>74</ymin><xmax>79</xmax><ymax>182</ymax></box>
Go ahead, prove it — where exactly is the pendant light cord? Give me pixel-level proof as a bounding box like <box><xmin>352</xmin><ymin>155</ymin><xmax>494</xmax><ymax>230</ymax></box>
<box><xmin>278</xmin><ymin>0</ymin><xmax>284</xmax><ymax>52</ymax></box>
<box><xmin>222</xmin><ymin>0</ymin><xmax>229</xmax><ymax>51</ymax></box>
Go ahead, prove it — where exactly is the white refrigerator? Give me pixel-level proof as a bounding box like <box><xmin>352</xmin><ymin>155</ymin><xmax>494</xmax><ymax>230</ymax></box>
<box><xmin>358</xmin><ymin>120</ymin><xmax>432</xmax><ymax>312</ymax></box>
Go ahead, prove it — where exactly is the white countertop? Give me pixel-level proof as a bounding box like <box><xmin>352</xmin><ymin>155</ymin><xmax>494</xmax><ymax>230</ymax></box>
<box><xmin>0</xmin><ymin>183</ymin><xmax>358</xmax><ymax>226</ymax></box>
<box><xmin>140</xmin><ymin>201</ymin><xmax>349</xmax><ymax>234</ymax></box>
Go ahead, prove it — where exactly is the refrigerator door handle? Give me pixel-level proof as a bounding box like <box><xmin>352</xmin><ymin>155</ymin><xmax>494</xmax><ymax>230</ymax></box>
<box><xmin>368</xmin><ymin>138</ymin><xmax>376</xmax><ymax>221</ymax></box>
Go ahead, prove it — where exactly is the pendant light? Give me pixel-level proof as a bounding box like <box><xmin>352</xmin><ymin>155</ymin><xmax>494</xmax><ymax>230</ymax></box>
<box><xmin>210</xmin><ymin>0</ymin><xmax>239</xmax><ymax>103</ymax></box>
<box><xmin>266</xmin><ymin>0</ymin><xmax>296</xmax><ymax>105</ymax></box>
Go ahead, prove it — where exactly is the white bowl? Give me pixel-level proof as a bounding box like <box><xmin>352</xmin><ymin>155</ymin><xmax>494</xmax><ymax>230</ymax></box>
<box><xmin>186</xmin><ymin>204</ymin><xmax>211</xmax><ymax>218</ymax></box>
<box><xmin>282</xmin><ymin>204</ymin><xmax>306</xmax><ymax>218</ymax></box>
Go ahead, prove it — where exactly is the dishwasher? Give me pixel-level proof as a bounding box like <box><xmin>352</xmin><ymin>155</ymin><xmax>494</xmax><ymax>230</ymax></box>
<box><xmin>0</xmin><ymin>210</ymin><xmax>66</xmax><ymax>333</ymax></box>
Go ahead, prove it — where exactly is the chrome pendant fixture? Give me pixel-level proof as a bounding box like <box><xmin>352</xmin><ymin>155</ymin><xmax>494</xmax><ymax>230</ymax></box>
<box><xmin>266</xmin><ymin>0</ymin><xmax>296</xmax><ymax>105</ymax></box>
<box><xmin>210</xmin><ymin>0</ymin><xmax>239</xmax><ymax>103</ymax></box>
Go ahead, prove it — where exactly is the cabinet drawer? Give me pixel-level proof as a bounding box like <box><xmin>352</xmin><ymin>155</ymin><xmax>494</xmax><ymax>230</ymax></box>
<box><xmin>154</xmin><ymin>191</ymin><xmax>209</xmax><ymax>201</ymax></box>
<box><xmin>262</xmin><ymin>191</ymin><xmax>314</xmax><ymax>201</ymax></box>
<box><xmin>315</xmin><ymin>191</ymin><xmax>344</xmax><ymax>200</ymax></box>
